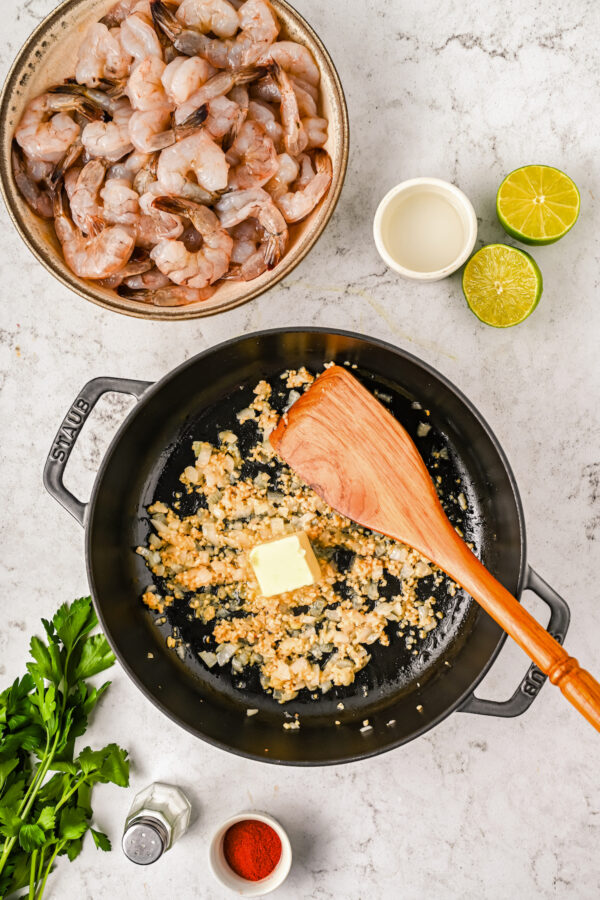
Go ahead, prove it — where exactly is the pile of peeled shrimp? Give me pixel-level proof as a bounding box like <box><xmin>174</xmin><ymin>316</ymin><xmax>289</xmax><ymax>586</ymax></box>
<box><xmin>12</xmin><ymin>0</ymin><xmax>332</xmax><ymax>306</ymax></box>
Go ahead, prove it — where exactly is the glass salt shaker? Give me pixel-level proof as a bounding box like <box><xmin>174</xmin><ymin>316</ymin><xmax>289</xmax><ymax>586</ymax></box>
<box><xmin>122</xmin><ymin>782</ymin><xmax>191</xmax><ymax>865</ymax></box>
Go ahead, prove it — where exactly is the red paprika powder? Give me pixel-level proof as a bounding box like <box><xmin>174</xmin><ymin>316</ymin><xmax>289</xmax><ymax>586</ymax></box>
<box><xmin>223</xmin><ymin>819</ymin><xmax>282</xmax><ymax>881</ymax></box>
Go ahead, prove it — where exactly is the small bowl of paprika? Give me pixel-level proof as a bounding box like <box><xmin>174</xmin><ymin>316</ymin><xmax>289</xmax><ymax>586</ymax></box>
<box><xmin>209</xmin><ymin>811</ymin><xmax>292</xmax><ymax>896</ymax></box>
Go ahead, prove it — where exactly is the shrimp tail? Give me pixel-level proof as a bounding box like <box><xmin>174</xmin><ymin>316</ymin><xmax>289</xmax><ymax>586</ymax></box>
<box><xmin>118</xmin><ymin>283</ymin><xmax>215</xmax><ymax>305</ymax></box>
<box><xmin>97</xmin><ymin>77</ymin><xmax>128</xmax><ymax>99</ymax></box>
<box><xmin>152</xmin><ymin>195</ymin><xmax>203</xmax><ymax>217</ymax></box>
<box><xmin>233</xmin><ymin>65</ymin><xmax>268</xmax><ymax>87</ymax></box>
<box><xmin>60</xmin><ymin>77</ymin><xmax>127</xmax><ymax>100</ymax></box>
<box><xmin>118</xmin><ymin>285</ymin><xmax>154</xmax><ymax>301</ymax></box>
<box><xmin>175</xmin><ymin>105</ymin><xmax>209</xmax><ymax>140</ymax></box>
<box><xmin>11</xmin><ymin>141</ymin><xmax>54</xmax><ymax>219</ymax></box>
<box><xmin>222</xmin><ymin>111</ymin><xmax>246</xmax><ymax>153</ymax></box>
<box><xmin>221</xmin><ymin>264</ymin><xmax>242</xmax><ymax>280</ymax></box>
<box><xmin>50</xmin><ymin>138</ymin><xmax>84</xmax><ymax>187</ymax></box>
<box><xmin>150</xmin><ymin>0</ymin><xmax>182</xmax><ymax>43</ymax></box>
<box><xmin>46</xmin><ymin>84</ymin><xmax>107</xmax><ymax>119</ymax></box>
<box><xmin>86</xmin><ymin>214</ymin><xmax>105</xmax><ymax>237</ymax></box>
<box><xmin>313</xmin><ymin>147</ymin><xmax>333</xmax><ymax>176</ymax></box>
<box><xmin>181</xmin><ymin>183</ymin><xmax>227</xmax><ymax>206</ymax></box>
<box><xmin>263</xmin><ymin>232</ymin><xmax>284</xmax><ymax>269</ymax></box>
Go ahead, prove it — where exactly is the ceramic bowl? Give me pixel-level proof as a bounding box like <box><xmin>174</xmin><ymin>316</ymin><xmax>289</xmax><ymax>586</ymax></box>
<box><xmin>0</xmin><ymin>0</ymin><xmax>348</xmax><ymax>320</ymax></box>
<box><xmin>208</xmin><ymin>811</ymin><xmax>292</xmax><ymax>896</ymax></box>
<box><xmin>373</xmin><ymin>177</ymin><xmax>477</xmax><ymax>282</ymax></box>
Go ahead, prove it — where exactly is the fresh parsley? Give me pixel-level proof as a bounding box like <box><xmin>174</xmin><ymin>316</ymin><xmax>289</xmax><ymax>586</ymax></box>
<box><xmin>0</xmin><ymin>597</ymin><xmax>129</xmax><ymax>899</ymax></box>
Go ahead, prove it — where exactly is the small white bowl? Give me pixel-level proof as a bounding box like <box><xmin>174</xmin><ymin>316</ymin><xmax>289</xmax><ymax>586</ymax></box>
<box><xmin>209</xmin><ymin>811</ymin><xmax>292</xmax><ymax>896</ymax></box>
<box><xmin>373</xmin><ymin>177</ymin><xmax>478</xmax><ymax>282</ymax></box>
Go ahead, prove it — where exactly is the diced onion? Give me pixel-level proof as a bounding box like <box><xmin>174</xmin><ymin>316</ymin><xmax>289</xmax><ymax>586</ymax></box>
<box><xmin>199</xmin><ymin>651</ymin><xmax>217</xmax><ymax>668</ymax></box>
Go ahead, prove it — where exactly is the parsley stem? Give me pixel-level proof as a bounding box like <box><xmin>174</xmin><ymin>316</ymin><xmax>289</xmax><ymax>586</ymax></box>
<box><xmin>37</xmin><ymin>844</ymin><xmax>46</xmax><ymax>887</ymax></box>
<box><xmin>16</xmin><ymin>733</ymin><xmax>51</xmax><ymax>818</ymax></box>
<box><xmin>36</xmin><ymin>841</ymin><xmax>63</xmax><ymax>900</ymax></box>
<box><xmin>29</xmin><ymin>848</ymin><xmax>38</xmax><ymax>900</ymax></box>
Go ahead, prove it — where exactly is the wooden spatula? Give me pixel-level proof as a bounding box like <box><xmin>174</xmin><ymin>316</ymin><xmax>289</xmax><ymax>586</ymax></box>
<box><xmin>270</xmin><ymin>365</ymin><xmax>600</xmax><ymax>732</ymax></box>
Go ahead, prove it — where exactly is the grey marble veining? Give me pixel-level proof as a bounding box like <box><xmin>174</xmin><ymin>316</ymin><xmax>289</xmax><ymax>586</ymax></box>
<box><xmin>1</xmin><ymin>1</ymin><xmax>599</xmax><ymax>898</ymax></box>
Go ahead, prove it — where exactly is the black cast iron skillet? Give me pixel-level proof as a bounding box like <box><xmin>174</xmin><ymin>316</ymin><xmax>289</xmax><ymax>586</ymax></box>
<box><xmin>43</xmin><ymin>329</ymin><xmax>570</xmax><ymax>765</ymax></box>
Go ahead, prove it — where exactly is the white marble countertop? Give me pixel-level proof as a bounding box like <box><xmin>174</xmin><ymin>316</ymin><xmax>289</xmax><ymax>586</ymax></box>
<box><xmin>1</xmin><ymin>0</ymin><xmax>599</xmax><ymax>897</ymax></box>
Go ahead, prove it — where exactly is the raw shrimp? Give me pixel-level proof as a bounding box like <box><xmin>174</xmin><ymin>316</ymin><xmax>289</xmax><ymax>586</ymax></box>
<box><xmin>161</xmin><ymin>55</ymin><xmax>213</xmax><ymax>106</ymax></box>
<box><xmin>75</xmin><ymin>23</ymin><xmax>132</xmax><ymax>86</ymax></box>
<box><xmin>129</xmin><ymin>104</ymin><xmax>206</xmax><ymax>152</ymax></box>
<box><xmin>101</xmin><ymin>177</ymin><xmax>140</xmax><ymax>226</ymax></box>
<box><xmin>11</xmin><ymin>142</ymin><xmax>53</xmax><ymax>218</ymax></box>
<box><xmin>216</xmin><ymin>186</ymin><xmax>287</xmax><ymax>271</ymax></box>
<box><xmin>266</xmin><ymin>148</ymin><xmax>331</xmax><ymax>222</ymax></box>
<box><xmin>15</xmin><ymin>94</ymin><xmax>98</xmax><ymax>163</ymax></box>
<box><xmin>227</xmin><ymin>217</ymin><xmax>260</xmax><ymax>268</ymax></box>
<box><xmin>157</xmin><ymin>129</ymin><xmax>229</xmax><ymax>193</ymax></box>
<box><xmin>226</xmin><ymin>120</ymin><xmax>278</xmax><ymax>189</ymax></box>
<box><xmin>151</xmin><ymin>0</ymin><xmax>268</xmax><ymax>68</ymax></box>
<box><xmin>63</xmin><ymin>166</ymin><xmax>82</xmax><ymax>202</ymax></box>
<box><xmin>82</xmin><ymin>97</ymin><xmax>134</xmax><ymax>161</ymax></box>
<box><xmin>294</xmin><ymin>151</ymin><xmax>315</xmax><ymax>188</ymax></box>
<box><xmin>118</xmin><ymin>283</ymin><xmax>216</xmax><ymax>304</ymax></box>
<box><xmin>123</xmin><ymin>266</ymin><xmax>171</xmax><ymax>288</ymax></box>
<box><xmin>252</xmin><ymin>73</ymin><xmax>317</xmax><ymax>117</ymax></box>
<box><xmin>138</xmin><ymin>190</ymin><xmax>185</xmax><ymax>242</ymax></box>
<box><xmin>131</xmin><ymin>152</ymin><xmax>159</xmax><ymax>192</ymax></box>
<box><xmin>302</xmin><ymin>116</ymin><xmax>328</xmax><ymax>149</ymax></box>
<box><xmin>174</xmin><ymin>65</ymin><xmax>262</xmax><ymax>124</ymax></box>
<box><xmin>150</xmin><ymin>196</ymin><xmax>233</xmax><ymax>286</ymax></box>
<box><xmin>127</xmin><ymin>56</ymin><xmax>171</xmax><ymax>110</ymax></box>
<box><xmin>101</xmin><ymin>179</ymin><xmax>183</xmax><ymax>246</ymax></box>
<box><xmin>247</xmin><ymin>99</ymin><xmax>283</xmax><ymax>150</ymax></box>
<box><xmin>96</xmin><ymin>253</ymin><xmax>153</xmax><ymax>288</ymax></box>
<box><xmin>108</xmin><ymin>150</ymin><xmax>154</xmax><ymax>182</ymax></box>
<box><xmin>53</xmin><ymin>188</ymin><xmax>135</xmax><ymax>279</ymax></box>
<box><xmin>49</xmin><ymin>138</ymin><xmax>84</xmax><ymax>187</ymax></box>
<box><xmin>268</xmin><ymin>60</ymin><xmax>306</xmax><ymax>156</ymax></box>
<box><xmin>176</xmin><ymin>0</ymin><xmax>240</xmax><ymax>38</ymax></box>
<box><xmin>23</xmin><ymin>156</ymin><xmax>55</xmax><ymax>184</ymax></box>
<box><xmin>120</xmin><ymin>11</ymin><xmax>163</xmax><ymax>61</ymax></box>
<box><xmin>224</xmin><ymin>203</ymin><xmax>281</xmax><ymax>280</ymax></box>
<box><xmin>198</xmin><ymin>95</ymin><xmax>240</xmax><ymax>141</ymax></box>
<box><xmin>100</xmin><ymin>0</ymin><xmax>151</xmax><ymax>27</ymax></box>
<box><xmin>259</xmin><ymin>40</ymin><xmax>319</xmax><ymax>86</ymax></box>
<box><xmin>223</xmin><ymin>85</ymin><xmax>250</xmax><ymax>147</ymax></box>
<box><xmin>68</xmin><ymin>158</ymin><xmax>107</xmax><ymax>234</ymax></box>
<box><xmin>238</xmin><ymin>0</ymin><xmax>279</xmax><ymax>44</ymax></box>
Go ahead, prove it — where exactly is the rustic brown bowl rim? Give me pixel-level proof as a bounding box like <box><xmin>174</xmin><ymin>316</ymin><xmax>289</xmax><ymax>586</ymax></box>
<box><xmin>0</xmin><ymin>0</ymin><xmax>349</xmax><ymax>320</ymax></box>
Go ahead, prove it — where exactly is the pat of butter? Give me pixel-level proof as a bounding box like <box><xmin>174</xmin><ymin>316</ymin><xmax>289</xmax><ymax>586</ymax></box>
<box><xmin>248</xmin><ymin>532</ymin><xmax>321</xmax><ymax>597</ymax></box>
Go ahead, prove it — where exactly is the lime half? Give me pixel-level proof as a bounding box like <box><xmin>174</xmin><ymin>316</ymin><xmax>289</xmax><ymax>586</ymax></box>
<box><xmin>497</xmin><ymin>165</ymin><xmax>580</xmax><ymax>245</ymax></box>
<box><xmin>462</xmin><ymin>244</ymin><xmax>543</xmax><ymax>327</ymax></box>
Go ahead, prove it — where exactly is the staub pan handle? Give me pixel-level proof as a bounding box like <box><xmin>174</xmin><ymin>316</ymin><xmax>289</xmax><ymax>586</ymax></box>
<box><xmin>43</xmin><ymin>377</ymin><xmax>151</xmax><ymax>525</ymax></box>
<box><xmin>460</xmin><ymin>567</ymin><xmax>571</xmax><ymax>718</ymax></box>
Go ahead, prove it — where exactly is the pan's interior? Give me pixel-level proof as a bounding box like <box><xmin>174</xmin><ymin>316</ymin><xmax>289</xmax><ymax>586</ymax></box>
<box><xmin>87</xmin><ymin>331</ymin><xmax>525</xmax><ymax>763</ymax></box>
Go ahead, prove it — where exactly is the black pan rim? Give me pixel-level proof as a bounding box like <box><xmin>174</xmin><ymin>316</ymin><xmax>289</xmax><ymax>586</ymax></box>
<box><xmin>84</xmin><ymin>327</ymin><xmax>528</xmax><ymax>765</ymax></box>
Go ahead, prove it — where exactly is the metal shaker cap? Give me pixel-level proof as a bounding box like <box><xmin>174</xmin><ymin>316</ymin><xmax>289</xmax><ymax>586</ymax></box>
<box><xmin>122</xmin><ymin>815</ymin><xmax>169</xmax><ymax>865</ymax></box>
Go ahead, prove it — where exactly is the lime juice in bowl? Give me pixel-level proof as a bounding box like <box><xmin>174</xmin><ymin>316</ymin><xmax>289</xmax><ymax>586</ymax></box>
<box><xmin>373</xmin><ymin>177</ymin><xmax>478</xmax><ymax>281</ymax></box>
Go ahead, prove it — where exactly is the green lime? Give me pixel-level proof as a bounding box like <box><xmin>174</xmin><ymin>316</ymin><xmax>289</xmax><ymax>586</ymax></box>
<box><xmin>462</xmin><ymin>244</ymin><xmax>543</xmax><ymax>327</ymax></box>
<box><xmin>496</xmin><ymin>165</ymin><xmax>580</xmax><ymax>245</ymax></box>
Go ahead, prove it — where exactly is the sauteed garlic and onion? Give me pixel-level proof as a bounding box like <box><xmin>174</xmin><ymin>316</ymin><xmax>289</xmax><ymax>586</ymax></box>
<box><xmin>137</xmin><ymin>368</ymin><xmax>448</xmax><ymax>703</ymax></box>
<box><xmin>12</xmin><ymin>0</ymin><xmax>332</xmax><ymax>306</ymax></box>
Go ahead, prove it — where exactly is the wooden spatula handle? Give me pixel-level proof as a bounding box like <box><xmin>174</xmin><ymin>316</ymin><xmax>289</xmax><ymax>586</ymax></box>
<box><xmin>451</xmin><ymin>537</ymin><xmax>600</xmax><ymax>732</ymax></box>
<box><xmin>551</xmin><ymin>666</ymin><xmax>600</xmax><ymax>732</ymax></box>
